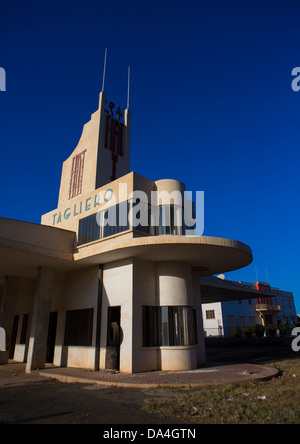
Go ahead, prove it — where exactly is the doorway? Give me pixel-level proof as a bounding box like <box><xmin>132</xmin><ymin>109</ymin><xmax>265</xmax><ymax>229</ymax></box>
<box><xmin>9</xmin><ymin>315</ymin><xmax>19</xmax><ymax>359</ymax></box>
<box><xmin>105</xmin><ymin>306</ymin><xmax>121</xmax><ymax>371</ymax></box>
<box><xmin>264</xmin><ymin>314</ymin><xmax>273</xmax><ymax>327</ymax></box>
<box><xmin>46</xmin><ymin>312</ymin><xmax>58</xmax><ymax>364</ymax></box>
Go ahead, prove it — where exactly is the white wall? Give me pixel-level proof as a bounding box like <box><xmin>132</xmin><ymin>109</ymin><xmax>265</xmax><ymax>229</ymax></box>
<box><xmin>52</xmin><ymin>266</ymin><xmax>99</xmax><ymax>369</ymax></box>
<box><xmin>100</xmin><ymin>259</ymin><xmax>133</xmax><ymax>372</ymax></box>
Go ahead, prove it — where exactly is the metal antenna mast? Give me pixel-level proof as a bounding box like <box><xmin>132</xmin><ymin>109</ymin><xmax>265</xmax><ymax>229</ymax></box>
<box><xmin>127</xmin><ymin>66</ymin><xmax>130</xmax><ymax>109</ymax></box>
<box><xmin>102</xmin><ymin>48</ymin><xmax>107</xmax><ymax>92</ymax></box>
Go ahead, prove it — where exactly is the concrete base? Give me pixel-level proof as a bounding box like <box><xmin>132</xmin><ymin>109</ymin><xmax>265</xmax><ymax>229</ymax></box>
<box><xmin>0</xmin><ymin>351</ymin><xmax>8</xmax><ymax>365</ymax></box>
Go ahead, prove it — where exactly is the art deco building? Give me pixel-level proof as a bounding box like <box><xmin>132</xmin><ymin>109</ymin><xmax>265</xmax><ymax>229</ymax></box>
<box><xmin>0</xmin><ymin>86</ymin><xmax>253</xmax><ymax>373</ymax></box>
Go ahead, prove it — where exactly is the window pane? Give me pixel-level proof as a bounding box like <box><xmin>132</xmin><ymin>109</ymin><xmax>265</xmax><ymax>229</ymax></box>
<box><xmin>206</xmin><ymin>310</ymin><xmax>215</xmax><ymax>320</ymax></box>
<box><xmin>158</xmin><ymin>205</ymin><xmax>184</xmax><ymax>235</ymax></box>
<box><xmin>161</xmin><ymin>306</ymin><xmax>169</xmax><ymax>346</ymax></box>
<box><xmin>78</xmin><ymin>213</ymin><xmax>100</xmax><ymax>245</ymax></box>
<box><xmin>142</xmin><ymin>306</ymin><xmax>159</xmax><ymax>347</ymax></box>
<box><xmin>142</xmin><ymin>306</ymin><xmax>197</xmax><ymax>348</ymax></box>
<box><xmin>64</xmin><ymin>308</ymin><xmax>94</xmax><ymax>346</ymax></box>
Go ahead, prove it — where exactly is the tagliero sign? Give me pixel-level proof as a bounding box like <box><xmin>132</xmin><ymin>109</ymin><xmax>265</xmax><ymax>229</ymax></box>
<box><xmin>52</xmin><ymin>188</ymin><xmax>114</xmax><ymax>225</ymax></box>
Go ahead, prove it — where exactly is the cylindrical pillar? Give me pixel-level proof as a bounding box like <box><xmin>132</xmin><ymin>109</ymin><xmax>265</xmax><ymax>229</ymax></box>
<box><xmin>156</xmin><ymin>261</ymin><xmax>197</xmax><ymax>371</ymax></box>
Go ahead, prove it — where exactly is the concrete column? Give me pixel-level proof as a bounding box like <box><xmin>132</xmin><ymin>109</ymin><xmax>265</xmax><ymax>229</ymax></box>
<box><xmin>0</xmin><ymin>276</ymin><xmax>19</xmax><ymax>355</ymax></box>
<box><xmin>156</xmin><ymin>261</ymin><xmax>197</xmax><ymax>371</ymax></box>
<box><xmin>26</xmin><ymin>267</ymin><xmax>54</xmax><ymax>373</ymax></box>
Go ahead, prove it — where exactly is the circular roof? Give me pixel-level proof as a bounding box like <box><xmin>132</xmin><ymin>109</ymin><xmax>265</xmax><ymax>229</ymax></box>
<box><xmin>76</xmin><ymin>235</ymin><xmax>253</xmax><ymax>276</ymax></box>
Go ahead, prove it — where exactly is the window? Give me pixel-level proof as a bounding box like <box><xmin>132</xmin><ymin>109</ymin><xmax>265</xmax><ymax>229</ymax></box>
<box><xmin>69</xmin><ymin>150</ymin><xmax>87</xmax><ymax>199</ymax></box>
<box><xmin>78</xmin><ymin>213</ymin><xmax>100</xmax><ymax>245</ymax></box>
<box><xmin>77</xmin><ymin>200</ymin><xmax>195</xmax><ymax>246</ymax></box>
<box><xmin>130</xmin><ymin>199</ymin><xmax>154</xmax><ymax>235</ymax></box>
<box><xmin>142</xmin><ymin>306</ymin><xmax>159</xmax><ymax>347</ymax></box>
<box><xmin>103</xmin><ymin>201</ymin><xmax>129</xmax><ymax>238</ymax></box>
<box><xmin>78</xmin><ymin>201</ymin><xmax>129</xmax><ymax>246</ymax></box>
<box><xmin>226</xmin><ymin>315</ymin><xmax>235</xmax><ymax>337</ymax></box>
<box><xmin>249</xmin><ymin>316</ymin><xmax>256</xmax><ymax>326</ymax></box>
<box><xmin>158</xmin><ymin>205</ymin><xmax>184</xmax><ymax>235</ymax></box>
<box><xmin>205</xmin><ymin>310</ymin><xmax>215</xmax><ymax>320</ymax></box>
<box><xmin>64</xmin><ymin>308</ymin><xmax>94</xmax><ymax>346</ymax></box>
<box><xmin>238</xmin><ymin>316</ymin><xmax>246</xmax><ymax>329</ymax></box>
<box><xmin>161</xmin><ymin>306</ymin><xmax>197</xmax><ymax>346</ymax></box>
<box><xmin>142</xmin><ymin>306</ymin><xmax>197</xmax><ymax>347</ymax></box>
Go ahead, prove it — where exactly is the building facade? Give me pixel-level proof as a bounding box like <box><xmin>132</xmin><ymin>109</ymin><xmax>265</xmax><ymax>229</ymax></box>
<box><xmin>0</xmin><ymin>87</ymin><xmax>253</xmax><ymax>373</ymax></box>
<box><xmin>202</xmin><ymin>277</ymin><xmax>297</xmax><ymax>337</ymax></box>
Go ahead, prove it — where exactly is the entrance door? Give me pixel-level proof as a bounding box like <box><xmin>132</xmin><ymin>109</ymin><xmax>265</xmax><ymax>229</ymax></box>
<box><xmin>9</xmin><ymin>315</ymin><xmax>19</xmax><ymax>359</ymax></box>
<box><xmin>226</xmin><ymin>315</ymin><xmax>235</xmax><ymax>337</ymax></box>
<box><xmin>265</xmin><ymin>314</ymin><xmax>273</xmax><ymax>327</ymax></box>
<box><xmin>46</xmin><ymin>312</ymin><xmax>58</xmax><ymax>364</ymax></box>
<box><xmin>105</xmin><ymin>306</ymin><xmax>121</xmax><ymax>370</ymax></box>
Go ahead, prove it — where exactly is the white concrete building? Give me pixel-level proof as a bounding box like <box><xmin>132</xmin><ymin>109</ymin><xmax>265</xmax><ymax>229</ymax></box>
<box><xmin>0</xmin><ymin>85</ymin><xmax>253</xmax><ymax>373</ymax></box>
<box><xmin>202</xmin><ymin>276</ymin><xmax>297</xmax><ymax>337</ymax></box>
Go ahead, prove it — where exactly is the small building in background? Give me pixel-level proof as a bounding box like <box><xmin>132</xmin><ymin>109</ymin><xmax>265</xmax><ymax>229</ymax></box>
<box><xmin>201</xmin><ymin>276</ymin><xmax>297</xmax><ymax>337</ymax></box>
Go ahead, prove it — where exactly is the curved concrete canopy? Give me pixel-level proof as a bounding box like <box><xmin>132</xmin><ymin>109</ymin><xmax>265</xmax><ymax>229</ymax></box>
<box><xmin>76</xmin><ymin>235</ymin><xmax>253</xmax><ymax>276</ymax></box>
<box><xmin>0</xmin><ymin>218</ymin><xmax>253</xmax><ymax>279</ymax></box>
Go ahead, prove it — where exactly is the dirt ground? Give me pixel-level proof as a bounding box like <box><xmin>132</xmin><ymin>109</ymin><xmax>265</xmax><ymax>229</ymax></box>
<box><xmin>0</xmin><ymin>341</ymin><xmax>298</xmax><ymax>424</ymax></box>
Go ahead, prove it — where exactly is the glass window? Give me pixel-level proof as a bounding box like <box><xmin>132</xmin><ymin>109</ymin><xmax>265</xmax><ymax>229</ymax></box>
<box><xmin>206</xmin><ymin>310</ymin><xmax>215</xmax><ymax>320</ymax></box>
<box><xmin>78</xmin><ymin>212</ymin><xmax>100</xmax><ymax>245</ymax></box>
<box><xmin>158</xmin><ymin>205</ymin><xmax>184</xmax><ymax>235</ymax></box>
<box><xmin>142</xmin><ymin>306</ymin><xmax>197</xmax><ymax>347</ymax></box>
<box><xmin>129</xmin><ymin>198</ymin><xmax>154</xmax><ymax>235</ymax></box>
<box><xmin>103</xmin><ymin>201</ymin><xmax>129</xmax><ymax>238</ymax></box>
<box><xmin>142</xmin><ymin>306</ymin><xmax>159</xmax><ymax>347</ymax></box>
<box><xmin>249</xmin><ymin>316</ymin><xmax>256</xmax><ymax>326</ymax></box>
<box><xmin>78</xmin><ymin>201</ymin><xmax>129</xmax><ymax>246</ymax></box>
<box><xmin>64</xmin><ymin>308</ymin><xmax>94</xmax><ymax>346</ymax></box>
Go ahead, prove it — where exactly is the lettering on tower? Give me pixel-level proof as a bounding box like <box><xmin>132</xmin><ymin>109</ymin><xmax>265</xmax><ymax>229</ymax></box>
<box><xmin>104</xmin><ymin>101</ymin><xmax>125</xmax><ymax>181</ymax></box>
<box><xmin>69</xmin><ymin>149</ymin><xmax>87</xmax><ymax>199</ymax></box>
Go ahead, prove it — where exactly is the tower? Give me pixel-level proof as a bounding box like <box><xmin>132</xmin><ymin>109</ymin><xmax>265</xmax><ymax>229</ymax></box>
<box><xmin>57</xmin><ymin>88</ymin><xmax>130</xmax><ymax>208</ymax></box>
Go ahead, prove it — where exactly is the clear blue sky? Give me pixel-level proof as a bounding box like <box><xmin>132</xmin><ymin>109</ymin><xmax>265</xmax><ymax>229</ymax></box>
<box><xmin>0</xmin><ymin>0</ymin><xmax>299</xmax><ymax>311</ymax></box>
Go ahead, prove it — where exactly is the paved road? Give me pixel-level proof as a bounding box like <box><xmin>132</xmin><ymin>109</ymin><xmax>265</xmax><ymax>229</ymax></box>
<box><xmin>0</xmin><ymin>343</ymin><xmax>294</xmax><ymax>424</ymax></box>
<box><xmin>0</xmin><ymin>372</ymin><xmax>185</xmax><ymax>424</ymax></box>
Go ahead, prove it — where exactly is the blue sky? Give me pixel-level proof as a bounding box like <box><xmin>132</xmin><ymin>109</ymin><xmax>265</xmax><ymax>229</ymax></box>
<box><xmin>0</xmin><ymin>0</ymin><xmax>299</xmax><ymax>311</ymax></box>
